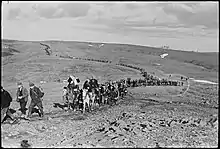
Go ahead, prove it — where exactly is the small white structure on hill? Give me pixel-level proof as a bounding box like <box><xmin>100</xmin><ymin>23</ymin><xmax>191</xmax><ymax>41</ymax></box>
<box><xmin>160</xmin><ymin>53</ymin><xmax>168</xmax><ymax>59</ymax></box>
<box><xmin>99</xmin><ymin>44</ymin><xmax>104</xmax><ymax>48</ymax></box>
<box><xmin>152</xmin><ymin>63</ymin><xmax>161</xmax><ymax>66</ymax></box>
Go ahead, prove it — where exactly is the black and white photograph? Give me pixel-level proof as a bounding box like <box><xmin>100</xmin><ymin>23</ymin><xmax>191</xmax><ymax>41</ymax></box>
<box><xmin>1</xmin><ymin>1</ymin><xmax>218</xmax><ymax>148</ymax></box>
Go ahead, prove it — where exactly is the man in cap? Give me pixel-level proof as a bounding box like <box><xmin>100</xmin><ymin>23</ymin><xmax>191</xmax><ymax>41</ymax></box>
<box><xmin>26</xmin><ymin>82</ymin><xmax>44</xmax><ymax>119</ymax></box>
<box><xmin>83</xmin><ymin>78</ymin><xmax>92</xmax><ymax>99</ymax></box>
<box><xmin>89</xmin><ymin>76</ymin><xmax>99</xmax><ymax>94</ymax></box>
<box><xmin>67</xmin><ymin>75</ymin><xmax>76</xmax><ymax>93</ymax></box>
<box><xmin>1</xmin><ymin>86</ymin><xmax>18</xmax><ymax>124</ymax></box>
<box><xmin>16</xmin><ymin>82</ymin><xmax>29</xmax><ymax>117</ymax></box>
<box><xmin>67</xmin><ymin>75</ymin><xmax>80</xmax><ymax>111</ymax></box>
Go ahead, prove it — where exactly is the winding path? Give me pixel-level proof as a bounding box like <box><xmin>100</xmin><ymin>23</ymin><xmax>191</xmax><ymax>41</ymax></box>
<box><xmin>40</xmin><ymin>43</ymin><xmax>189</xmax><ymax>97</ymax></box>
<box><xmin>40</xmin><ymin>43</ymin><xmax>52</xmax><ymax>56</ymax></box>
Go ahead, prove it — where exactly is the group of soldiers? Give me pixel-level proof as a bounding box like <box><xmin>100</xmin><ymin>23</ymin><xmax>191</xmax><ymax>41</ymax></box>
<box><xmin>116</xmin><ymin>63</ymin><xmax>184</xmax><ymax>86</ymax></box>
<box><xmin>57</xmin><ymin>54</ymin><xmax>186</xmax><ymax>88</ymax></box>
<box><xmin>61</xmin><ymin>75</ymin><xmax>127</xmax><ymax>112</ymax></box>
<box><xmin>61</xmin><ymin>71</ymin><xmax>185</xmax><ymax>113</ymax></box>
<box><xmin>126</xmin><ymin>76</ymin><xmax>184</xmax><ymax>87</ymax></box>
<box><xmin>59</xmin><ymin>55</ymin><xmax>185</xmax><ymax>88</ymax></box>
<box><xmin>1</xmin><ymin>71</ymin><xmax>185</xmax><ymax>123</ymax></box>
<box><xmin>75</xmin><ymin>57</ymin><xmax>111</xmax><ymax>64</ymax></box>
<box><xmin>1</xmin><ymin>82</ymin><xmax>45</xmax><ymax>124</ymax></box>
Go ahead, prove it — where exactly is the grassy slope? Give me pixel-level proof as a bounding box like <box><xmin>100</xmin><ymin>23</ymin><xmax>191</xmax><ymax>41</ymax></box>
<box><xmin>2</xmin><ymin>39</ymin><xmax>218</xmax><ymax>71</ymax></box>
<box><xmin>1</xmin><ymin>39</ymin><xmax>218</xmax><ymax>147</ymax></box>
<box><xmin>1</xmin><ymin>39</ymin><xmax>218</xmax><ymax>102</ymax></box>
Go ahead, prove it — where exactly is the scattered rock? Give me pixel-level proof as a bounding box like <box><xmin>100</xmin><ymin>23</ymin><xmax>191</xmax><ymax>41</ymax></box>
<box><xmin>167</xmin><ymin>119</ymin><xmax>176</xmax><ymax>127</ymax></box>
<box><xmin>191</xmin><ymin>118</ymin><xmax>201</xmax><ymax>126</ymax></box>
<box><xmin>111</xmin><ymin>136</ymin><xmax>118</xmax><ymax>141</ymax></box>
<box><xmin>212</xmin><ymin>114</ymin><xmax>218</xmax><ymax>117</ymax></box>
<box><xmin>158</xmin><ymin>121</ymin><xmax>166</xmax><ymax>127</ymax></box>
<box><xmin>140</xmin><ymin>123</ymin><xmax>147</xmax><ymax>129</ymax></box>
<box><xmin>123</xmin><ymin>127</ymin><xmax>129</xmax><ymax>132</ymax></box>
<box><xmin>48</xmin><ymin>117</ymin><xmax>52</xmax><ymax>120</ymax></box>
<box><xmin>180</xmin><ymin>118</ymin><xmax>189</xmax><ymax>124</ymax></box>
<box><xmin>4</xmin><ymin>136</ymin><xmax>9</xmax><ymax>140</ymax></box>
<box><xmin>20</xmin><ymin>140</ymin><xmax>31</xmax><ymax>148</ymax></box>
<box><xmin>155</xmin><ymin>142</ymin><xmax>162</xmax><ymax>148</ymax></box>
<box><xmin>97</xmin><ymin>127</ymin><xmax>105</xmax><ymax>132</ymax></box>
<box><xmin>37</xmin><ymin>125</ymin><xmax>46</xmax><ymax>131</ymax></box>
<box><xmin>212</xmin><ymin>120</ymin><xmax>218</xmax><ymax>128</ymax></box>
<box><xmin>109</xmin><ymin>120</ymin><xmax>118</xmax><ymax>126</ymax></box>
<box><xmin>208</xmin><ymin>117</ymin><xmax>218</xmax><ymax>128</ymax></box>
<box><xmin>117</xmin><ymin>120</ymin><xmax>127</xmax><ymax>128</ymax></box>
<box><xmin>51</xmin><ymin>126</ymin><xmax>58</xmax><ymax>130</ymax></box>
<box><xmin>142</xmin><ymin>128</ymin><xmax>149</xmax><ymax>133</ymax></box>
<box><xmin>199</xmin><ymin>120</ymin><xmax>207</xmax><ymax>127</ymax></box>
<box><xmin>11</xmin><ymin>131</ymin><xmax>19</xmax><ymax>136</ymax></box>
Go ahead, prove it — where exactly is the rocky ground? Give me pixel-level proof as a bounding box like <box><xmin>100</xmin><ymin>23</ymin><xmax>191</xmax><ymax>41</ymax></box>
<box><xmin>1</xmin><ymin>40</ymin><xmax>218</xmax><ymax>148</ymax></box>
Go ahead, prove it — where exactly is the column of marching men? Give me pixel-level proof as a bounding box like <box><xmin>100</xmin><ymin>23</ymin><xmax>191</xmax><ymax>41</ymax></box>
<box><xmin>59</xmin><ymin>71</ymin><xmax>185</xmax><ymax>114</ymax></box>
<box><xmin>1</xmin><ymin>62</ymin><xmax>186</xmax><ymax>123</ymax></box>
<box><xmin>59</xmin><ymin>55</ymin><xmax>187</xmax><ymax>86</ymax></box>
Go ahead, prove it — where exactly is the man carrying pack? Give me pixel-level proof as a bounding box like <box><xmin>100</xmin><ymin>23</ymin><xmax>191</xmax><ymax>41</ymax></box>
<box><xmin>67</xmin><ymin>75</ymin><xmax>80</xmax><ymax>111</ymax></box>
<box><xmin>16</xmin><ymin>82</ymin><xmax>29</xmax><ymax>118</ymax></box>
<box><xmin>26</xmin><ymin>82</ymin><xmax>44</xmax><ymax>119</ymax></box>
<box><xmin>90</xmin><ymin>76</ymin><xmax>99</xmax><ymax>93</ymax></box>
<box><xmin>67</xmin><ymin>75</ymin><xmax>79</xmax><ymax>93</ymax></box>
<box><xmin>1</xmin><ymin>86</ymin><xmax>18</xmax><ymax>124</ymax></box>
<box><xmin>83</xmin><ymin>78</ymin><xmax>92</xmax><ymax>99</ymax></box>
<box><xmin>89</xmin><ymin>76</ymin><xmax>99</xmax><ymax>103</ymax></box>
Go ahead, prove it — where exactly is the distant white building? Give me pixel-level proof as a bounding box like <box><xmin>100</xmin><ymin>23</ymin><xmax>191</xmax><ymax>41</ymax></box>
<box><xmin>99</xmin><ymin>44</ymin><xmax>104</xmax><ymax>48</ymax></box>
<box><xmin>160</xmin><ymin>53</ymin><xmax>168</xmax><ymax>59</ymax></box>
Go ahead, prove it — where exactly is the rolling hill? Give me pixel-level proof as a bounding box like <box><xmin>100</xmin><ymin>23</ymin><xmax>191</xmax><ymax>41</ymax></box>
<box><xmin>1</xmin><ymin>39</ymin><xmax>218</xmax><ymax>148</ymax></box>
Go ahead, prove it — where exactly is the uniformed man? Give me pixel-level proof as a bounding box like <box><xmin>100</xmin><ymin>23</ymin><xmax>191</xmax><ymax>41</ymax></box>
<box><xmin>26</xmin><ymin>82</ymin><xmax>44</xmax><ymax>119</ymax></box>
<box><xmin>16</xmin><ymin>82</ymin><xmax>29</xmax><ymax>117</ymax></box>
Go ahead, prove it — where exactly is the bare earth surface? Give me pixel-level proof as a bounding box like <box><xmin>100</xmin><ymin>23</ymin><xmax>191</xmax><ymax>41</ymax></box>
<box><xmin>1</xmin><ymin>40</ymin><xmax>218</xmax><ymax>148</ymax></box>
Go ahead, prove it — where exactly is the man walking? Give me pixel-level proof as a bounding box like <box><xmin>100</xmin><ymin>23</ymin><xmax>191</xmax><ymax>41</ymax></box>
<box><xmin>26</xmin><ymin>82</ymin><xmax>44</xmax><ymax>119</ymax></box>
<box><xmin>16</xmin><ymin>82</ymin><xmax>29</xmax><ymax>117</ymax></box>
<box><xmin>1</xmin><ymin>86</ymin><xmax>18</xmax><ymax>124</ymax></box>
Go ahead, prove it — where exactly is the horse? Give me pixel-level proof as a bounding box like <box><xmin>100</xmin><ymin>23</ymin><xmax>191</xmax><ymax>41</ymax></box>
<box><xmin>82</xmin><ymin>89</ymin><xmax>96</xmax><ymax>113</ymax></box>
<box><xmin>90</xmin><ymin>88</ymin><xmax>98</xmax><ymax>108</ymax></box>
<box><xmin>82</xmin><ymin>89</ymin><xmax>90</xmax><ymax>113</ymax></box>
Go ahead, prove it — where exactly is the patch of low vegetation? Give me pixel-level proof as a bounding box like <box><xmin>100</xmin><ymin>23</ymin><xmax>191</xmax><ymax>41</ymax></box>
<box><xmin>1</xmin><ymin>39</ymin><xmax>218</xmax><ymax>148</ymax></box>
<box><xmin>2</xmin><ymin>46</ymin><xmax>20</xmax><ymax>57</ymax></box>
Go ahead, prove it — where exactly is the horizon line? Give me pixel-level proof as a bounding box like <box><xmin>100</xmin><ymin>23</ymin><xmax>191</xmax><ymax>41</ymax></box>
<box><xmin>2</xmin><ymin>38</ymin><xmax>219</xmax><ymax>53</ymax></box>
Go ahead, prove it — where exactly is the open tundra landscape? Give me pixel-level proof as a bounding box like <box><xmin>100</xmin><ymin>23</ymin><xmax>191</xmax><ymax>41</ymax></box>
<box><xmin>1</xmin><ymin>39</ymin><xmax>218</xmax><ymax>148</ymax></box>
<box><xmin>1</xmin><ymin>1</ymin><xmax>219</xmax><ymax>148</ymax></box>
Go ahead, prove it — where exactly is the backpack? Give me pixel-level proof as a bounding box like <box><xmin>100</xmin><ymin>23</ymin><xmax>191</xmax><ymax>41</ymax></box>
<box><xmin>4</xmin><ymin>90</ymin><xmax>12</xmax><ymax>102</ymax></box>
<box><xmin>38</xmin><ymin>86</ymin><xmax>45</xmax><ymax>98</ymax></box>
<box><xmin>76</xmin><ymin>78</ymin><xmax>80</xmax><ymax>83</ymax></box>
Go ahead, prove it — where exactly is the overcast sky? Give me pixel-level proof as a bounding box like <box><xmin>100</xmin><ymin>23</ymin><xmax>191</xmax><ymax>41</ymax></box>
<box><xmin>2</xmin><ymin>1</ymin><xmax>219</xmax><ymax>52</ymax></box>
